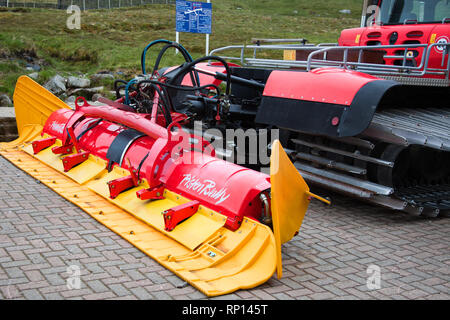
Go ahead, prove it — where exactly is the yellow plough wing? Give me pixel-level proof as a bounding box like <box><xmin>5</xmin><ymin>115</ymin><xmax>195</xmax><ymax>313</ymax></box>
<box><xmin>1</xmin><ymin>76</ymin><xmax>70</xmax><ymax>148</ymax></box>
<box><xmin>270</xmin><ymin>140</ymin><xmax>330</xmax><ymax>278</ymax></box>
<box><xmin>14</xmin><ymin>75</ymin><xmax>70</xmax><ymax>135</ymax></box>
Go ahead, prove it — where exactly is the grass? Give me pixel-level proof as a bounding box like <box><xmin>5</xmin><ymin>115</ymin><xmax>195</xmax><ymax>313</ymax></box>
<box><xmin>0</xmin><ymin>1</ymin><xmax>361</xmax><ymax>98</ymax></box>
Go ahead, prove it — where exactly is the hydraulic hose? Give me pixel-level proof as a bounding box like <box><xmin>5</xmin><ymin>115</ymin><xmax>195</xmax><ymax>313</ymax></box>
<box><xmin>141</xmin><ymin>39</ymin><xmax>192</xmax><ymax>74</ymax></box>
<box><xmin>124</xmin><ymin>79</ymin><xmax>138</xmax><ymax>106</ymax></box>
<box><xmin>137</xmin><ymin>79</ymin><xmax>221</xmax><ymax>114</ymax></box>
<box><xmin>139</xmin><ymin>79</ymin><xmax>221</xmax><ymax>96</ymax></box>
<box><xmin>137</xmin><ymin>80</ymin><xmax>173</xmax><ymax>125</ymax></box>
<box><xmin>152</xmin><ymin>43</ymin><xmax>199</xmax><ymax>88</ymax></box>
<box><xmin>114</xmin><ymin>80</ymin><xmax>128</xmax><ymax>99</ymax></box>
<box><xmin>168</xmin><ymin>56</ymin><xmax>232</xmax><ymax>96</ymax></box>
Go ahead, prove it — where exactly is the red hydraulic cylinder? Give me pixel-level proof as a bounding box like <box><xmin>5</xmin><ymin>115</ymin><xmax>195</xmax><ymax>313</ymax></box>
<box><xmin>77</xmin><ymin>106</ymin><xmax>169</xmax><ymax>140</ymax></box>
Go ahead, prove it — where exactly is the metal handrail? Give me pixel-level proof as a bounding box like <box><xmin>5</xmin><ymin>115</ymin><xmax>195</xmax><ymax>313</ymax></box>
<box><xmin>209</xmin><ymin>42</ymin><xmax>450</xmax><ymax>80</ymax></box>
<box><xmin>209</xmin><ymin>45</ymin><xmax>247</xmax><ymax>64</ymax></box>
<box><xmin>306</xmin><ymin>44</ymin><xmax>429</xmax><ymax>71</ymax></box>
<box><xmin>306</xmin><ymin>43</ymin><xmax>449</xmax><ymax>79</ymax></box>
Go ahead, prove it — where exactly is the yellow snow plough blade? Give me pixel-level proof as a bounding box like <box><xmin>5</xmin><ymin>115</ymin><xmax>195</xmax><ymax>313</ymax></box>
<box><xmin>0</xmin><ymin>76</ymin><xmax>318</xmax><ymax>296</ymax></box>
<box><xmin>0</xmin><ymin>144</ymin><xmax>278</xmax><ymax>296</ymax></box>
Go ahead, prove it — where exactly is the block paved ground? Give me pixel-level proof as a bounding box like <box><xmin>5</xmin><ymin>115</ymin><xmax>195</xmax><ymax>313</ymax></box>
<box><xmin>0</xmin><ymin>154</ymin><xmax>449</xmax><ymax>300</ymax></box>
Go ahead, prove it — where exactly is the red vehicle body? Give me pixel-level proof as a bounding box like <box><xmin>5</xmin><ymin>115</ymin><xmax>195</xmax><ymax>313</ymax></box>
<box><xmin>340</xmin><ymin>0</ymin><xmax>450</xmax><ymax>76</ymax></box>
<box><xmin>188</xmin><ymin>0</ymin><xmax>449</xmax><ymax>217</ymax></box>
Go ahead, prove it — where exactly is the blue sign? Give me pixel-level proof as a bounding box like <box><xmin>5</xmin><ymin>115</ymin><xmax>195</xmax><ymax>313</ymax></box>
<box><xmin>176</xmin><ymin>1</ymin><xmax>212</xmax><ymax>34</ymax></box>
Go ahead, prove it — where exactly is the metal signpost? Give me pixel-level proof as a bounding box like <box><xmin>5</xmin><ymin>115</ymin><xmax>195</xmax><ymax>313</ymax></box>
<box><xmin>175</xmin><ymin>0</ymin><xmax>212</xmax><ymax>55</ymax></box>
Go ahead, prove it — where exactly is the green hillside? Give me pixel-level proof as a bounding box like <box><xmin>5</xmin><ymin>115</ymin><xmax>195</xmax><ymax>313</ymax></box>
<box><xmin>0</xmin><ymin>1</ymin><xmax>362</xmax><ymax>97</ymax></box>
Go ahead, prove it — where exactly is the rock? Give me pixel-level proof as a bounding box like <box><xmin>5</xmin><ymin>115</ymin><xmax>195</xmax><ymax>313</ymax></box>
<box><xmin>0</xmin><ymin>106</ymin><xmax>15</xmax><ymax>117</ymax></box>
<box><xmin>110</xmin><ymin>89</ymin><xmax>124</xmax><ymax>98</ymax></box>
<box><xmin>67</xmin><ymin>76</ymin><xmax>91</xmax><ymax>88</ymax></box>
<box><xmin>59</xmin><ymin>93</ymin><xmax>68</xmax><ymax>101</ymax></box>
<box><xmin>25</xmin><ymin>63</ymin><xmax>41</xmax><ymax>72</ymax></box>
<box><xmin>0</xmin><ymin>94</ymin><xmax>12</xmax><ymax>107</ymax></box>
<box><xmin>44</xmin><ymin>75</ymin><xmax>67</xmax><ymax>95</ymax></box>
<box><xmin>65</xmin><ymin>96</ymin><xmax>76</xmax><ymax>104</ymax></box>
<box><xmin>91</xmin><ymin>93</ymin><xmax>102</xmax><ymax>102</ymax></box>
<box><xmin>90</xmin><ymin>73</ymin><xmax>115</xmax><ymax>82</ymax></box>
<box><xmin>0</xmin><ymin>111</ymin><xmax>18</xmax><ymax>142</ymax></box>
<box><xmin>69</xmin><ymin>86</ymin><xmax>104</xmax><ymax>100</ymax></box>
<box><xmin>28</xmin><ymin>72</ymin><xmax>39</xmax><ymax>80</ymax></box>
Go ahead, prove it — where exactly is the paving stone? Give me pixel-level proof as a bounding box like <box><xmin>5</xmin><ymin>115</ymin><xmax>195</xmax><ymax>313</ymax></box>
<box><xmin>22</xmin><ymin>289</ymin><xmax>44</xmax><ymax>300</ymax></box>
<box><xmin>83</xmin><ymin>291</ymin><xmax>116</xmax><ymax>300</ymax></box>
<box><xmin>0</xmin><ymin>155</ymin><xmax>449</xmax><ymax>300</ymax></box>
<box><xmin>108</xmin><ymin>283</ymin><xmax>131</xmax><ymax>297</ymax></box>
<box><xmin>130</xmin><ymin>287</ymin><xmax>153</xmax><ymax>300</ymax></box>
<box><xmin>43</xmin><ymin>292</ymin><xmax>64</xmax><ymax>300</ymax></box>
<box><xmin>308</xmin><ymin>292</ymin><xmax>336</xmax><ymax>300</ymax></box>
<box><xmin>61</xmin><ymin>288</ymin><xmax>93</xmax><ymax>298</ymax></box>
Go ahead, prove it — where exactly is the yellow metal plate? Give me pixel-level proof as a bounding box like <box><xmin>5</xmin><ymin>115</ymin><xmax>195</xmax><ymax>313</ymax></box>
<box><xmin>22</xmin><ymin>141</ymin><xmax>106</xmax><ymax>185</ymax></box>
<box><xmin>86</xmin><ymin>168</ymin><xmax>227</xmax><ymax>251</ymax></box>
<box><xmin>283</xmin><ymin>49</ymin><xmax>296</xmax><ymax>61</ymax></box>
